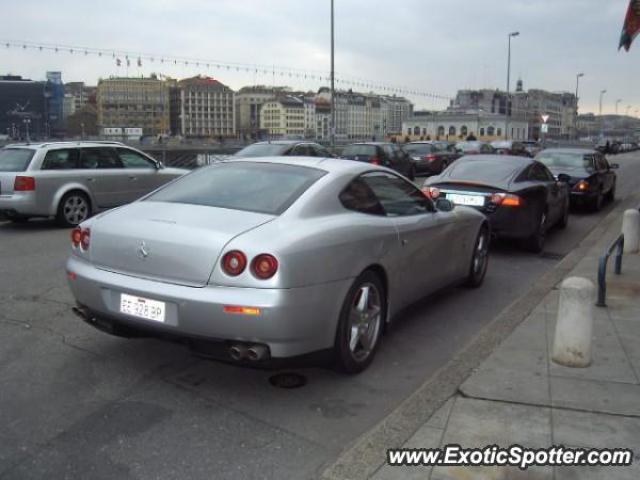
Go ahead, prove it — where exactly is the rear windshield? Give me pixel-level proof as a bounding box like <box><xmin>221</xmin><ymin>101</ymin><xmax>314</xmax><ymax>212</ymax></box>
<box><xmin>146</xmin><ymin>162</ymin><xmax>326</xmax><ymax>215</ymax></box>
<box><xmin>0</xmin><ymin>148</ymin><xmax>35</xmax><ymax>172</ymax></box>
<box><xmin>403</xmin><ymin>144</ymin><xmax>432</xmax><ymax>155</ymax></box>
<box><xmin>536</xmin><ymin>152</ymin><xmax>592</xmax><ymax>168</ymax></box>
<box><xmin>235</xmin><ymin>143</ymin><xmax>288</xmax><ymax>157</ymax></box>
<box><xmin>456</xmin><ymin>142</ymin><xmax>481</xmax><ymax>151</ymax></box>
<box><xmin>342</xmin><ymin>145</ymin><xmax>377</xmax><ymax>157</ymax></box>
<box><xmin>491</xmin><ymin>141</ymin><xmax>511</xmax><ymax>148</ymax></box>
<box><xmin>448</xmin><ymin>159</ymin><xmax>520</xmax><ymax>183</ymax></box>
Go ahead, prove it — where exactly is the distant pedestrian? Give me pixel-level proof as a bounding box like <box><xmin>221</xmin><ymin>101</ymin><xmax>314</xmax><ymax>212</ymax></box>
<box><xmin>466</xmin><ymin>132</ymin><xmax>477</xmax><ymax>141</ymax></box>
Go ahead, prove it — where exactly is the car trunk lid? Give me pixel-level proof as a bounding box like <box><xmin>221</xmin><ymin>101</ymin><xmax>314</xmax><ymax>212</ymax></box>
<box><xmin>89</xmin><ymin>201</ymin><xmax>276</xmax><ymax>287</ymax></box>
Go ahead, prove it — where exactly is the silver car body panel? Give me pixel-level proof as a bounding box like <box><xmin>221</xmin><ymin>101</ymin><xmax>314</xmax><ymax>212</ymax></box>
<box><xmin>66</xmin><ymin>157</ymin><xmax>486</xmax><ymax>358</ymax></box>
<box><xmin>0</xmin><ymin>142</ymin><xmax>187</xmax><ymax>217</ymax></box>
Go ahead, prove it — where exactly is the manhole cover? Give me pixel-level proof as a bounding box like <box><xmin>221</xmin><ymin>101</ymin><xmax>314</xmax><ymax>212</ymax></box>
<box><xmin>269</xmin><ymin>372</ymin><xmax>308</xmax><ymax>389</ymax></box>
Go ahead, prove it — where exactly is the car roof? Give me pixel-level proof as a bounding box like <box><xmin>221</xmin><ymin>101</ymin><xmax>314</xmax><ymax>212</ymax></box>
<box><xmin>540</xmin><ymin>148</ymin><xmax>596</xmax><ymax>155</ymax></box>
<box><xmin>458</xmin><ymin>154</ymin><xmax>534</xmax><ymax>165</ymax></box>
<box><xmin>347</xmin><ymin>142</ymin><xmax>392</xmax><ymax>146</ymax></box>
<box><xmin>4</xmin><ymin>141</ymin><xmax>127</xmax><ymax>150</ymax></box>
<box><xmin>226</xmin><ymin>156</ymin><xmax>383</xmax><ymax>175</ymax></box>
<box><xmin>251</xmin><ymin>140</ymin><xmax>316</xmax><ymax>146</ymax></box>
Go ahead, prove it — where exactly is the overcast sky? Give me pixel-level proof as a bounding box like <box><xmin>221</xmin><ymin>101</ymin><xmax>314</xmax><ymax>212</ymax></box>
<box><xmin>2</xmin><ymin>0</ymin><xmax>638</xmax><ymax>115</ymax></box>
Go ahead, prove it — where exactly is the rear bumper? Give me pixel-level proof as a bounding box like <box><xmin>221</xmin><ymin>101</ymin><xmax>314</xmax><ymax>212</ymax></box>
<box><xmin>66</xmin><ymin>255</ymin><xmax>351</xmax><ymax>358</ymax></box>
<box><xmin>474</xmin><ymin>206</ymin><xmax>536</xmax><ymax>239</ymax></box>
<box><xmin>414</xmin><ymin>160</ymin><xmax>440</xmax><ymax>174</ymax></box>
<box><xmin>0</xmin><ymin>192</ymin><xmax>41</xmax><ymax>216</ymax></box>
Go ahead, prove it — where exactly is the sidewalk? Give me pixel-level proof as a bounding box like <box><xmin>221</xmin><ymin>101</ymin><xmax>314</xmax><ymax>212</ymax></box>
<box><xmin>372</xmin><ymin>212</ymin><xmax>640</xmax><ymax>480</ymax></box>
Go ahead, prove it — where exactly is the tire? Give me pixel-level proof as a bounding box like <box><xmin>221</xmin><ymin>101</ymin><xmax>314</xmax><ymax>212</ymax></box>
<box><xmin>558</xmin><ymin>199</ymin><xmax>570</xmax><ymax>229</ymax></box>
<box><xmin>465</xmin><ymin>225</ymin><xmax>490</xmax><ymax>288</ymax></box>
<box><xmin>591</xmin><ymin>191</ymin><xmax>603</xmax><ymax>212</ymax></box>
<box><xmin>524</xmin><ymin>211</ymin><xmax>547</xmax><ymax>253</ymax></box>
<box><xmin>56</xmin><ymin>191</ymin><xmax>91</xmax><ymax>227</ymax></box>
<box><xmin>605</xmin><ymin>181</ymin><xmax>616</xmax><ymax>203</ymax></box>
<box><xmin>334</xmin><ymin>271</ymin><xmax>386</xmax><ymax>374</ymax></box>
<box><xmin>408</xmin><ymin>165</ymin><xmax>416</xmax><ymax>181</ymax></box>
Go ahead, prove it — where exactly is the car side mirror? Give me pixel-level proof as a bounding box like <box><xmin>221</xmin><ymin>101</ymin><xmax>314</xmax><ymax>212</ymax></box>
<box><xmin>557</xmin><ymin>173</ymin><xmax>571</xmax><ymax>183</ymax></box>
<box><xmin>610</xmin><ymin>163</ymin><xmax>619</xmax><ymax>170</ymax></box>
<box><xmin>435</xmin><ymin>198</ymin><xmax>455</xmax><ymax>212</ymax></box>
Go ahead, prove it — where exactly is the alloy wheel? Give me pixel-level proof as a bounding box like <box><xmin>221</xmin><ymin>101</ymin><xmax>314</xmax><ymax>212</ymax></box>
<box><xmin>63</xmin><ymin>195</ymin><xmax>89</xmax><ymax>226</ymax></box>
<box><xmin>348</xmin><ymin>283</ymin><xmax>382</xmax><ymax>362</ymax></box>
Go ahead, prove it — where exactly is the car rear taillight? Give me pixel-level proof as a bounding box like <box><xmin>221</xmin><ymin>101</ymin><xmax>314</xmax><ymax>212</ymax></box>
<box><xmin>574</xmin><ymin>180</ymin><xmax>590</xmax><ymax>192</ymax></box>
<box><xmin>491</xmin><ymin>193</ymin><xmax>523</xmax><ymax>207</ymax></box>
<box><xmin>251</xmin><ymin>254</ymin><xmax>278</xmax><ymax>279</ymax></box>
<box><xmin>467</xmin><ymin>150</ymin><xmax>479</xmax><ymax>155</ymax></box>
<box><xmin>370</xmin><ymin>156</ymin><xmax>381</xmax><ymax>165</ymax></box>
<box><xmin>222</xmin><ymin>250</ymin><xmax>247</xmax><ymax>276</ymax></box>
<box><xmin>14</xmin><ymin>176</ymin><xmax>36</xmax><ymax>191</ymax></box>
<box><xmin>71</xmin><ymin>227</ymin><xmax>91</xmax><ymax>250</ymax></box>
<box><xmin>71</xmin><ymin>228</ymin><xmax>82</xmax><ymax>247</ymax></box>
<box><xmin>424</xmin><ymin>154</ymin><xmax>437</xmax><ymax>162</ymax></box>
<box><xmin>422</xmin><ymin>186</ymin><xmax>441</xmax><ymax>199</ymax></box>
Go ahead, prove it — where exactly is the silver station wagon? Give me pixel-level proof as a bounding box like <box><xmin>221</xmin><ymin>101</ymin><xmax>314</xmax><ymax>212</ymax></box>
<box><xmin>0</xmin><ymin>141</ymin><xmax>187</xmax><ymax>226</ymax></box>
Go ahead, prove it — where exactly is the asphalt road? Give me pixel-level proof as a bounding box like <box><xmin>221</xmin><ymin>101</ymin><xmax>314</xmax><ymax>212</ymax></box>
<box><xmin>1</xmin><ymin>152</ymin><xmax>639</xmax><ymax>479</ymax></box>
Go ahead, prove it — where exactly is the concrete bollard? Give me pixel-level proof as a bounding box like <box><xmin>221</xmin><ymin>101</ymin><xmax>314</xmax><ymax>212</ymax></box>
<box><xmin>622</xmin><ymin>209</ymin><xmax>640</xmax><ymax>254</ymax></box>
<box><xmin>552</xmin><ymin>277</ymin><xmax>595</xmax><ymax>368</ymax></box>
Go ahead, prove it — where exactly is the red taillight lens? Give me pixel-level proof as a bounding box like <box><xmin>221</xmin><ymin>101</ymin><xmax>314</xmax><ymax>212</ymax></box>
<box><xmin>71</xmin><ymin>227</ymin><xmax>82</xmax><ymax>247</ymax></box>
<box><xmin>80</xmin><ymin>228</ymin><xmax>91</xmax><ymax>250</ymax></box>
<box><xmin>251</xmin><ymin>254</ymin><xmax>278</xmax><ymax>279</ymax></box>
<box><xmin>491</xmin><ymin>193</ymin><xmax>523</xmax><ymax>207</ymax></box>
<box><xmin>424</xmin><ymin>154</ymin><xmax>437</xmax><ymax>162</ymax></box>
<box><xmin>14</xmin><ymin>176</ymin><xmax>36</xmax><ymax>191</ymax></box>
<box><xmin>71</xmin><ymin>227</ymin><xmax>90</xmax><ymax>250</ymax></box>
<box><xmin>422</xmin><ymin>186</ymin><xmax>441</xmax><ymax>199</ymax></box>
<box><xmin>370</xmin><ymin>156</ymin><xmax>381</xmax><ymax>165</ymax></box>
<box><xmin>222</xmin><ymin>250</ymin><xmax>247</xmax><ymax>276</ymax></box>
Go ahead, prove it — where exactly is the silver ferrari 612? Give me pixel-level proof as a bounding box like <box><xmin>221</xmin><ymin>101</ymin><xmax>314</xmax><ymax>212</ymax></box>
<box><xmin>66</xmin><ymin>157</ymin><xmax>489</xmax><ymax>373</ymax></box>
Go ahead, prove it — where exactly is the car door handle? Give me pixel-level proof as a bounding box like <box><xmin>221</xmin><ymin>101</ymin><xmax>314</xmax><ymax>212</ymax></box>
<box><xmin>128</xmin><ymin>176</ymin><xmax>138</xmax><ymax>181</ymax></box>
<box><xmin>401</xmin><ymin>238</ymin><xmax>409</xmax><ymax>246</ymax></box>
<box><xmin>86</xmin><ymin>177</ymin><xmax>95</xmax><ymax>182</ymax></box>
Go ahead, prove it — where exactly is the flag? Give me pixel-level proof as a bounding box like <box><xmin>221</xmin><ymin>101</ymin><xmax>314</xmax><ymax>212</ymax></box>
<box><xmin>619</xmin><ymin>0</ymin><xmax>640</xmax><ymax>51</ymax></box>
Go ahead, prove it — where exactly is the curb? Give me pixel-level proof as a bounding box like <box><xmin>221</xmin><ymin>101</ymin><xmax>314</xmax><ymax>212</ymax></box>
<box><xmin>320</xmin><ymin>192</ymin><xmax>640</xmax><ymax>480</ymax></box>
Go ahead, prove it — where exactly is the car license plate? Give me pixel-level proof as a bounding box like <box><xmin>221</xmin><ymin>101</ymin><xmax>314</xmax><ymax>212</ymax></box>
<box><xmin>120</xmin><ymin>293</ymin><xmax>166</xmax><ymax>323</ymax></box>
<box><xmin>446</xmin><ymin>193</ymin><xmax>485</xmax><ymax>207</ymax></box>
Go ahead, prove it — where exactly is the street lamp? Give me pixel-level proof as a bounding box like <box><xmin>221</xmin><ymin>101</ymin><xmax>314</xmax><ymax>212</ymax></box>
<box><xmin>330</xmin><ymin>0</ymin><xmax>335</xmax><ymax>150</ymax></box>
<box><xmin>615</xmin><ymin>99</ymin><xmax>622</xmax><ymax>115</ymax></box>
<box><xmin>599</xmin><ymin>90</ymin><xmax>606</xmax><ymax>139</ymax></box>
<box><xmin>505</xmin><ymin>31</ymin><xmax>520</xmax><ymax>140</ymax></box>
<box><xmin>575</xmin><ymin>73</ymin><xmax>584</xmax><ymax>139</ymax></box>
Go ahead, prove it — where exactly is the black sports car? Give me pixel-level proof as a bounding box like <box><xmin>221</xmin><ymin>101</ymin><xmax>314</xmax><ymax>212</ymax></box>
<box><xmin>423</xmin><ymin>155</ymin><xmax>570</xmax><ymax>252</ymax></box>
<box><xmin>534</xmin><ymin>148</ymin><xmax>618</xmax><ymax>211</ymax></box>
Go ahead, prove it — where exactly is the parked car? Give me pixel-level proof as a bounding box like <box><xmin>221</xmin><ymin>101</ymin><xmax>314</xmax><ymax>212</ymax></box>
<box><xmin>235</xmin><ymin>140</ymin><xmax>333</xmax><ymax>158</ymax></box>
<box><xmin>535</xmin><ymin>148</ymin><xmax>618</xmax><ymax>211</ymax></box>
<box><xmin>67</xmin><ymin>158</ymin><xmax>489</xmax><ymax>373</ymax></box>
<box><xmin>403</xmin><ymin>141</ymin><xmax>460</xmax><ymax>175</ymax></box>
<box><xmin>341</xmin><ymin>142</ymin><xmax>416</xmax><ymax>179</ymax></box>
<box><xmin>490</xmin><ymin>140</ymin><xmax>532</xmax><ymax>157</ymax></box>
<box><xmin>522</xmin><ymin>141</ymin><xmax>544</xmax><ymax>157</ymax></box>
<box><xmin>0</xmin><ymin>141</ymin><xmax>188</xmax><ymax>227</ymax></box>
<box><xmin>455</xmin><ymin>141</ymin><xmax>495</xmax><ymax>155</ymax></box>
<box><xmin>423</xmin><ymin>155</ymin><xmax>570</xmax><ymax>252</ymax></box>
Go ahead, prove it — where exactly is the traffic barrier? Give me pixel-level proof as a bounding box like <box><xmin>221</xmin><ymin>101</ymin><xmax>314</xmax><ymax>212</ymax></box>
<box><xmin>622</xmin><ymin>209</ymin><xmax>640</xmax><ymax>254</ymax></box>
<box><xmin>552</xmin><ymin>277</ymin><xmax>595</xmax><ymax>368</ymax></box>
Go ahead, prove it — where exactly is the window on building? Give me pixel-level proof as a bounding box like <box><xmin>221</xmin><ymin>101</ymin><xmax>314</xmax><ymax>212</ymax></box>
<box><xmin>437</xmin><ymin>126</ymin><xmax>445</xmax><ymax>136</ymax></box>
<box><xmin>497</xmin><ymin>128</ymin><xmax>502</xmax><ymax>137</ymax></box>
<box><xmin>413</xmin><ymin>126</ymin><xmax>420</xmax><ymax>136</ymax></box>
<box><xmin>449</xmin><ymin>126</ymin><xmax>456</xmax><ymax>136</ymax></box>
<box><xmin>487</xmin><ymin>126</ymin><xmax>495</xmax><ymax>136</ymax></box>
<box><xmin>480</xmin><ymin>128</ymin><xmax>485</xmax><ymax>136</ymax></box>
<box><xmin>460</xmin><ymin>126</ymin><xmax>468</xmax><ymax>136</ymax></box>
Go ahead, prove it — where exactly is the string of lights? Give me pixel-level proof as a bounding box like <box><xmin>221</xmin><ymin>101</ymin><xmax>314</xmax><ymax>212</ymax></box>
<box><xmin>1</xmin><ymin>39</ymin><xmax>453</xmax><ymax>101</ymax></box>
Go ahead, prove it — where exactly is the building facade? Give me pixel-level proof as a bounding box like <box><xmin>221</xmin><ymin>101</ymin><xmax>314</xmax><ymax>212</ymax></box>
<box><xmin>259</xmin><ymin>96</ymin><xmax>305</xmax><ymax>138</ymax></box>
<box><xmin>97</xmin><ymin>75</ymin><xmax>170</xmax><ymax>137</ymax></box>
<box><xmin>235</xmin><ymin>86</ymin><xmax>289</xmax><ymax>139</ymax></box>
<box><xmin>176</xmin><ymin>76</ymin><xmax>235</xmax><ymax>138</ymax></box>
<box><xmin>402</xmin><ymin>111</ymin><xmax>529</xmax><ymax>142</ymax></box>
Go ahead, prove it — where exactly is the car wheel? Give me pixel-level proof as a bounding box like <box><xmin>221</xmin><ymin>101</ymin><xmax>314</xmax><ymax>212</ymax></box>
<box><xmin>408</xmin><ymin>165</ymin><xmax>416</xmax><ymax>181</ymax></box>
<box><xmin>334</xmin><ymin>271</ymin><xmax>386</xmax><ymax>374</ymax></box>
<box><xmin>558</xmin><ymin>199</ymin><xmax>570</xmax><ymax>229</ymax></box>
<box><xmin>591</xmin><ymin>190</ymin><xmax>604</xmax><ymax>212</ymax></box>
<box><xmin>56</xmin><ymin>191</ymin><xmax>91</xmax><ymax>227</ymax></box>
<box><xmin>605</xmin><ymin>181</ymin><xmax>616</xmax><ymax>203</ymax></box>
<box><xmin>465</xmin><ymin>225</ymin><xmax>490</xmax><ymax>288</ymax></box>
<box><xmin>524</xmin><ymin>211</ymin><xmax>547</xmax><ymax>253</ymax></box>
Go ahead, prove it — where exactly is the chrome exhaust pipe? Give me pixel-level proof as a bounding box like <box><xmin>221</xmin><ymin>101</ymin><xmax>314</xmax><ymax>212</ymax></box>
<box><xmin>229</xmin><ymin>344</ymin><xmax>248</xmax><ymax>361</ymax></box>
<box><xmin>247</xmin><ymin>344</ymin><xmax>269</xmax><ymax>361</ymax></box>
